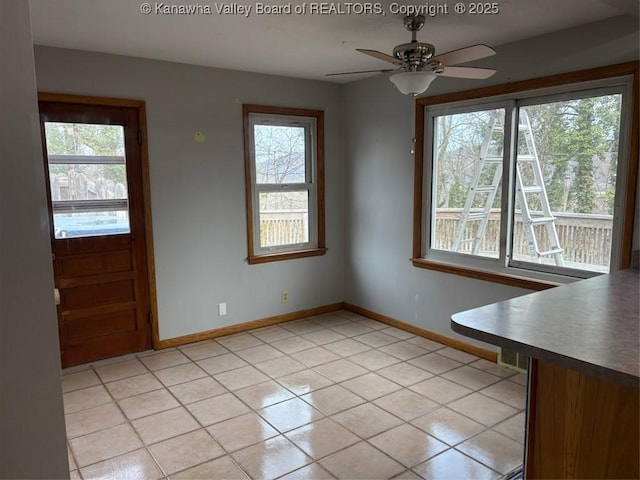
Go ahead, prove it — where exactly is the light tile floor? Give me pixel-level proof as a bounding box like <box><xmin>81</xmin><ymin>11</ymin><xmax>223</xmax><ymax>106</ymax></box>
<box><xmin>62</xmin><ymin>310</ymin><xmax>526</xmax><ymax>480</ymax></box>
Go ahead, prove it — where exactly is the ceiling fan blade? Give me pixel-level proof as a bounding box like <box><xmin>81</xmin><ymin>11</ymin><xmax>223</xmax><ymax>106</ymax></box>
<box><xmin>356</xmin><ymin>49</ymin><xmax>404</xmax><ymax>66</ymax></box>
<box><xmin>431</xmin><ymin>44</ymin><xmax>496</xmax><ymax>66</ymax></box>
<box><xmin>438</xmin><ymin>66</ymin><xmax>497</xmax><ymax>79</ymax></box>
<box><xmin>326</xmin><ymin>68</ymin><xmax>395</xmax><ymax>77</ymax></box>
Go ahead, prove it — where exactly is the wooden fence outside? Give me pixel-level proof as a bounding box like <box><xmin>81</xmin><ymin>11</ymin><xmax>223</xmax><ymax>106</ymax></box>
<box><xmin>434</xmin><ymin>209</ymin><xmax>613</xmax><ymax>267</ymax></box>
<box><xmin>260</xmin><ymin>210</ymin><xmax>308</xmax><ymax>247</ymax></box>
<box><xmin>258</xmin><ymin>209</ymin><xmax>613</xmax><ymax>267</ymax></box>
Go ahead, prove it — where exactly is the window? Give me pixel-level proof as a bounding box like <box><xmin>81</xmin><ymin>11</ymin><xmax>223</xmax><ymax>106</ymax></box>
<box><xmin>413</xmin><ymin>63</ymin><xmax>638</xmax><ymax>288</ymax></box>
<box><xmin>243</xmin><ymin>105</ymin><xmax>326</xmax><ymax>263</ymax></box>
<box><xmin>43</xmin><ymin>122</ymin><xmax>130</xmax><ymax>238</ymax></box>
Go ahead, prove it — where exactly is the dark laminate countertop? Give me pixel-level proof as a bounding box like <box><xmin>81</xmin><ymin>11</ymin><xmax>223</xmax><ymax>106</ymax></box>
<box><xmin>451</xmin><ymin>269</ymin><xmax>639</xmax><ymax>389</ymax></box>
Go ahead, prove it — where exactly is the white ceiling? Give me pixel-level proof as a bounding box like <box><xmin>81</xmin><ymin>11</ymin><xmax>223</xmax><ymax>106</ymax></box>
<box><xmin>29</xmin><ymin>0</ymin><xmax>638</xmax><ymax>83</ymax></box>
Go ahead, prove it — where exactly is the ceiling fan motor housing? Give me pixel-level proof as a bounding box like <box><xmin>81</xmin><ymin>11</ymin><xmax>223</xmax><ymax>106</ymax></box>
<box><xmin>393</xmin><ymin>42</ymin><xmax>436</xmax><ymax>71</ymax></box>
<box><xmin>394</xmin><ymin>15</ymin><xmax>438</xmax><ymax>72</ymax></box>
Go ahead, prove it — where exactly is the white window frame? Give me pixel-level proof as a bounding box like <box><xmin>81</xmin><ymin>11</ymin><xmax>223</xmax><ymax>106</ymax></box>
<box><xmin>417</xmin><ymin>71</ymin><xmax>636</xmax><ymax>286</ymax></box>
<box><xmin>243</xmin><ymin>105</ymin><xmax>326</xmax><ymax>264</ymax></box>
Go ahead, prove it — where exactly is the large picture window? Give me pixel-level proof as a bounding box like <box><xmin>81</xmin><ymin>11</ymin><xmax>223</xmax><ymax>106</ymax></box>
<box><xmin>243</xmin><ymin>105</ymin><xmax>326</xmax><ymax>264</ymax></box>
<box><xmin>413</xmin><ymin>63</ymin><xmax>638</xmax><ymax>288</ymax></box>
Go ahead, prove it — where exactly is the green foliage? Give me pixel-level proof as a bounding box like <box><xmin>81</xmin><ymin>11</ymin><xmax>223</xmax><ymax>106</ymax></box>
<box><xmin>435</xmin><ymin>94</ymin><xmax>622</xmax><ymax>216</ymax></box>
<box><xmin>526</xmin><ymin>95</ymin><xmax>621</xmax><ymax>214</ymax></box>
<box><xmin>447</xmin><ymin>181</ymin><xmax>468</xmax><ymax>209</ymax></box>
<box><xmin>44</xmin><ymin>122</ymin><xmax>124</xmax><ymax>156</ymax></box>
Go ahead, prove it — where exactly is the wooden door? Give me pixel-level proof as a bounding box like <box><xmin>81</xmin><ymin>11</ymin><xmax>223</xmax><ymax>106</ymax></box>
<box><xmin>39</xmin><ymin>99</ymin><xmax>153</xmax><ymax>367</ymax></box>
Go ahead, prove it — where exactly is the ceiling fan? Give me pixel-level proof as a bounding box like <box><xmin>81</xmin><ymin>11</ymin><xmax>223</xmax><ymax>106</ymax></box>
<box><xmin>328</xmin><ymin>15</ymin><xmax>497</xmax><ymax>96</ymax></box>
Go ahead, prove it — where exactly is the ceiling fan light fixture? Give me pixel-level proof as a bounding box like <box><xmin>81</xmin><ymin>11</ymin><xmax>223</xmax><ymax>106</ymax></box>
<box><xmin>389</xmin><ymin>71</ymin><xmax>437</xmax><ymax>96</ymax></box>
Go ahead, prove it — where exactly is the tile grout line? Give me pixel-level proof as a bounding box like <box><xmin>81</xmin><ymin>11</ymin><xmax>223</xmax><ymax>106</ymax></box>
<box><xmin>62</xmin><ymin>311</ymin><xmax>525</xmax><ymax>480</ymax></box>
<box><xmin>76</xmin><ymin>359</ymin><xmax>166</xmax><ymax>477</ymax></box>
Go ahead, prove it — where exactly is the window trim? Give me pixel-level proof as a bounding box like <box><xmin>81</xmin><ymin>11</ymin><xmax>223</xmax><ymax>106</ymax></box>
<box><xmin>243</xmin><ymin>104</ymin><xmax>326</xmax><ymax>264</ymax></box>
<box><xmin>248</xmin><ymin>114</ymin><xmax>317</xmax><ymax>255</ymax></box>
<box><xmin>412</xmin><ymin>62</ymin><xmax>639</xmax><ymax>290</ymax></box>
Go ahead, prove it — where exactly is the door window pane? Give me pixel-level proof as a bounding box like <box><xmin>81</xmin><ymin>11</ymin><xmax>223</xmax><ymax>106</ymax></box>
<box><xmin>48</xmin><ymin>164</ymin><xmax>128</xmax><ymax>201</ymax></box>
<box><xmin>44</xmin><ymin>122</ymin><xmax>130</xmax><ymax>238</ymax></box>
<box><xmin>431</xmin><ymin>108</ymin><xmax>505</xmax><ymax>258</ymax></box>
<box><xmin>53</xmin><ymin>212</ymin><xmax>130</xmax><ymax>238</ymax></box>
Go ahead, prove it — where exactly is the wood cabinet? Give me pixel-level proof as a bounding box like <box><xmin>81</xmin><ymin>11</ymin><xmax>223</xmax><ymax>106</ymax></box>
<box><xmin>526</xmin><ymin>359</ymin><xmax>638</xmax><ymax>478</ymax></box>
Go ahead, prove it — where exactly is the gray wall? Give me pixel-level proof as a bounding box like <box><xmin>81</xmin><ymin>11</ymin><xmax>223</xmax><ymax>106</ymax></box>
<box><xmin>343</xmin><ymin>15</ymin><xmax>639</xmax><ymax>346</ymax></box>
<box><xmin>32</xmin><ymin>15</ymin><xmax>638</xmax><ymax>348</ymax></box>
<box><xmin>0</xmin><ymin>1</ymin><xmax>69</xmax><ymax>478</ymax></box>
<box><xmin>34</xmin><ymin>48</ymin><xmax>346</xmax><ymax>340</ymax></box>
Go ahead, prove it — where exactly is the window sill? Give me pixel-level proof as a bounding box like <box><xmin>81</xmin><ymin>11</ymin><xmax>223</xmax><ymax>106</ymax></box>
<box><xmin>248</xmin><ymin>248</ymin><xmax>327</xmax><ymax>265</ymax></box>
<box><xmin>411</xmin><ymin>257</ymin><xmax>561</xmax><ymax>291</ymax></box>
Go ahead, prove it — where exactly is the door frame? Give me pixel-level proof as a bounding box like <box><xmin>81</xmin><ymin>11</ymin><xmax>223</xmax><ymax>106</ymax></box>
<box><xmin>38</xmin><ymin>92</ymin><xmax>160</xmax><ymax>351</ymax></box>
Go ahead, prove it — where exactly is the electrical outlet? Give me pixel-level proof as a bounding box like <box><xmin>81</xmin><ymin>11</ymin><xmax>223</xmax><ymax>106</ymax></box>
<box><xmin>218</xmin><ymin>302</ymin><xmax>227</xmax><ymax>316</ymax></box>
<box><xmin>281</xmin><ymin>291</ymin><xmax>289</xmax><ymax>304</ymax></box>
